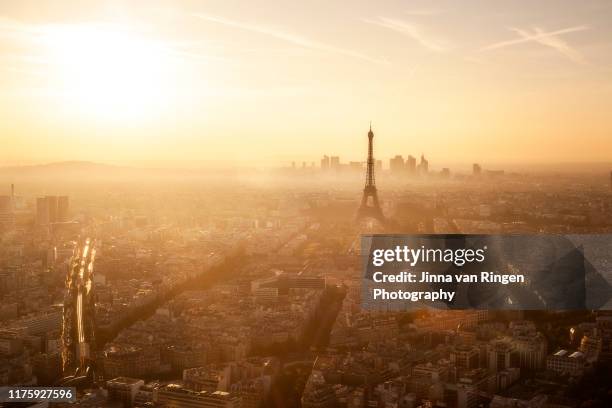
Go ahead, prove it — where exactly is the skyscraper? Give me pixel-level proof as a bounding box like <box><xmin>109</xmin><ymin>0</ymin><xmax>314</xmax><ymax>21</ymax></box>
<box><xmin>320</xmin><ymin>155</ymin><xmax>330</xmax><ymax>170</ymax></box>
<box><xmin>419</xmin><ymin>154</ymin><xmax>429</xmax><ymax>174</ymax></box>
<box><xmin>58</xmin><ymin>196</ymin><xmax>70</xmax><ymax>222</ymax></box>
<box><xmin>473</xmin><ymin>163</ymin><xmax>482</xmax><ymax>176</ymax></box>
<box><xmin>46</xmin><ymin>196</ymin><xmax>58</xmax><ymax>223</ymax></box>
<box><xmin>406</xmin><ymin>155</ymin><xmax>417</xmax><ymax>174</ymax></box>
<box><xmin>330</xmin><ymin>156</ymin><xmax>340</xmax><ymax>171</ymax></box>
<box><xmin>36</xmin><ymin>197</ymin><xmax>50</xmax><ymax>225</ymax></box>
<box><xmin>36</xmin><ymin>195</ymin><xmax>69</xmax><ymax>225</ymax></box>
<box><xmin>389</xmin><ymin>155</ymin><xmax>405</xmax><ymax>174</ymax></box>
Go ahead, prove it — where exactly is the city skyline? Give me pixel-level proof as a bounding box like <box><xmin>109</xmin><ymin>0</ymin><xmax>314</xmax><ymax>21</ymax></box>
<box><xmin>2</xmin><ymin>2</ymin><xmax>612</xmax><ymax>407</ymax></box>
<box><xmin>1</xmin><ymin>1</ymin><xmax>612</xmax><ymax>165</ymax></box>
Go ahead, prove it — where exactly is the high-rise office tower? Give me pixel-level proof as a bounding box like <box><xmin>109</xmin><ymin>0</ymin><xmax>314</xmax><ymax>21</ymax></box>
<box><xmin>37</xmin><ymin>197</ymin><xmax>50</xmax><ymax>225</ymax></box>
<box><xmin>473</xmin><ymin>163</ymin><xmax>482</xmax><ymax>176</ymax></box>
<box><xmin>389</xmin><ymin>155</ymin><xmax>405</xmax><ymax>174</ymax></box>
<box><xmin>419</xmin><ymin>154</ymin><xmax>429</xmax><ymax>173</ymax></box>
<box><xmin>36</xmin><ymin>195</ymin><xmax>68</xmax><ymax>225</ymax></box>
<box><xmin>406</xmin><ymin>155</ymin><xmax>416</xmax><ymax>174</ymax></box>
<box><xmin>58</xmin><ymin>196</ymin><xmax>70</xmax><ymax>222</ymax></box>
<box><xmin>321</xmin><ymin>155</ymin><xmax>330</xmax><ymax>170</ymax></box>
<box><xmin>46</xmin><ymin>195</ymin><xmax>58</xmax><ymax>223</ymax></box>
<box><xmin>330</xmin><ymin>156</ymin><xmax>340</xmax><ymax>171</ymax></box>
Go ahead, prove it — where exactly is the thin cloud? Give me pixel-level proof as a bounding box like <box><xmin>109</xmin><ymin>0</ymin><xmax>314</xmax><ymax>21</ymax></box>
<box><xmin>404</xmin><ymin>8</ymin><xmax>447</xmax><ymax>16</ymax></box>
<box><xmin>193</xmin><ymin>13</ymin><xmax>388</xmax><ymax>64</ymax></box>
<box><xmin>480</xmin><ymin>25</ymin><xmax>589</xmax><ymax>64</ymax></box>
<box><xmin>363</xmin><ymin>17</ymin><xmax>448</xmax><ymax>52</ymax></box>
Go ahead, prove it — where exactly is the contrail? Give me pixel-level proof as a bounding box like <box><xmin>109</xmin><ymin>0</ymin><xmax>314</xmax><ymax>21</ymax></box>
<box><xmin>480</xmin><ymin>26</ymin><xmax>586</xmax><ymax>50</ymax></box>
<box><xmin>193</xmin><ymin>13</ymin><xmax>388</xmax><ymax>65</ymax></box>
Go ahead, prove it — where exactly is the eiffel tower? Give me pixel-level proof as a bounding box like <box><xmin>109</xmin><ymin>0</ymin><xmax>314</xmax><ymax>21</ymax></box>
<box><xmin>357</xmin><ymin>123</ymin><xmax>385</xmax><ymax>223</ymax></box>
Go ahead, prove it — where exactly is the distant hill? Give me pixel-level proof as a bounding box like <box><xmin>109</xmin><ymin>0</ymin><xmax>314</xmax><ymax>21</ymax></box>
<box><xmin>0</xmin><ymin>161</ymin><xmax>130</xmax><ymax>177</ymax></box>
<box><xmin>0</xmin><ymin>160</ymin><xmax>256</xmax><ymax>182</ymax></box>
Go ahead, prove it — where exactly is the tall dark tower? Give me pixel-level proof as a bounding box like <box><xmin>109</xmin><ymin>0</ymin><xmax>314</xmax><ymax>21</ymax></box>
<box><xmin>357</xmin><ymin>123</ymin><xmax>385</xmax><ymax>223</ymax></box>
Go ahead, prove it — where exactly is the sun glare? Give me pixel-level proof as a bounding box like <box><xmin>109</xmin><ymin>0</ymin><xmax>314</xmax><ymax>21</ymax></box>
<box><xmin>42</xmin><ymin>24</ymin><xmax>176</xmax><ymax>121</ymax></box>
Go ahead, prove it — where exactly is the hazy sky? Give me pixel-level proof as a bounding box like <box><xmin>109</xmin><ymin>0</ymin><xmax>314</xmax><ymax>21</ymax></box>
<box><xmin>1</xmin><ymin>0</ymin><xmax>611</xmax><ymax>167</ymax></box>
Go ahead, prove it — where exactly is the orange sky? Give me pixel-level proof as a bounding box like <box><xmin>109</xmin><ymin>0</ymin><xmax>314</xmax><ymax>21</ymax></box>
<box><xmin>0</xmin><ymin>0</ymin><xmax>611</xmax><ymax>167</ymax></box>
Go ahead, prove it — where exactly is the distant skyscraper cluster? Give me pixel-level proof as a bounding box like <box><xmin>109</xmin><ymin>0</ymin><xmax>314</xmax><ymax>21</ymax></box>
<box><xmin>389</xmin><ymin>153</ymin><xmax>429</xmax><ymax>175</ymax></box>
<box><xmin>292</xmin><ymin>152</ymin><xmax>515</xmax><ymax>181</ymax></box>
<box><xmin>316</xmin><ymin>151</ymin><xmax>435</xmax><ymax>176</ymax></box>
<box><xmin>310</xmin><ymin>153</ymin><xmax>508</xmax><ymax>180</ymax></box>
<box><xmin>36</xmin><ymin>195</ymin><xmax>70</xmax><ymax>225</ymax></box>
<box><xmin>0</xmin><ymin>185</ymin><xmax>73</xmax><ymax>231</ymax></box>
<box><xmin>320</xmin><ymin>154</ymin><xmax>381</xmax><ymax>173</ymax></box>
